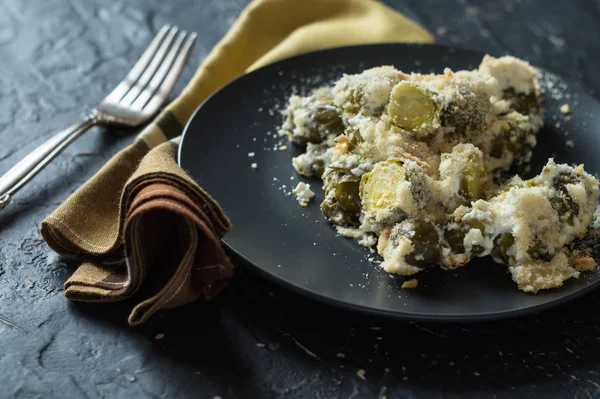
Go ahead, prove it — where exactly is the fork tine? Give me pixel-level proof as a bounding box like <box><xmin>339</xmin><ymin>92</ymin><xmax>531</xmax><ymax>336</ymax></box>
<box><xmin>140</xmin><ymin>32</ymin><xmax>197</xmax><ymax>114</ymax></box>
<box><xmin>104</xmin><ymin>25</ymin><xmax>171</xmax><ymax>104</ymax></box>
<box><xmin>131</xmin><ymin>30</ymin><xmax>188</xmax><ymax>111</ymax></box>
<box><xmin>120</xmin><ymin>26</ymin><xmax>180</xmax><ymax>106</ymax></box>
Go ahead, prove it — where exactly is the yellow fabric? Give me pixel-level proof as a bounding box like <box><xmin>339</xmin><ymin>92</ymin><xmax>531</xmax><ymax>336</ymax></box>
<box><xmin>166</xmin><ymin>0</ymin><xmax>433</xmax><ymax>127</ymax></box>
<box><xmin>41</xmin><ymin>0</ymin><xmax>433</xmax><ymax>325</ymax></box>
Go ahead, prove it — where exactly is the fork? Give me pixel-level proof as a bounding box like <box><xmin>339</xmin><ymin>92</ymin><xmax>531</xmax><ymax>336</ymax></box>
<box><xmin>0</xmin><ymin>25</ymin><xmax>197</xmax><ymax>211</ymax></box>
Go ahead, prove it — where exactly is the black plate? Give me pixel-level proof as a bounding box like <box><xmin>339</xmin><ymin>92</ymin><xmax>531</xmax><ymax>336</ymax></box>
<box><xmin>179</xmin><ymin>44</ymin><xmax>600</xmax><ymax>321</ymax></box>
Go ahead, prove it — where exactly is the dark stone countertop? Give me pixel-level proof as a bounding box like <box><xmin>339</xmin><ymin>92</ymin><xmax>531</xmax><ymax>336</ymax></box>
<box><xmin>2</xmin><ymin>0</ymin><xmax>600</xmax><ymax>398</ymax></box>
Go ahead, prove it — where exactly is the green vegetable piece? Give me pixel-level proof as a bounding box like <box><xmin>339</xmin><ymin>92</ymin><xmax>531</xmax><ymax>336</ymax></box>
<box><xmin>313</xmin><ymin>106</ymin><xmax>344</xmax><ymax>131</ymax></box>
<box><xmin>388</xmin><ymin>82</ymin><xmax>438</xmax><ymax>133</ymax></box>
<box><xmin>335</xmin><ymin>181</ymin><xmax>361</xmax><ymax>216</ymax></box>
<box><xmin>550</xmin><ymin>196</ymin><xmax>579</xmax><ymax>225</ymax></box>
<box><xmin>349</xmin><ymin>129</ymin><xmax>364</xmax><ymax>146</ymax></box>
<box><xmin>548</xmin><ymin>172</ymin><xmax>582</xmax><ymax>225</ymax></box>
<box><xmin>488</xmin><ymin>118</ymin><xmax>533</xmax><ymax>159</ymax></box>
<box><xmin>491</xmin><ymin>233</ymin><xmax>515</xmax><ymax>264</ymax></box>
<box><xmin>293</xmin><ymin>105</ymin><xmax>344</xmax><ymax>145</ymax></box>
<box><xmin>397</xmin><ymin>220</ymin><xmax>440</xmax><ymax>269</ymax></box>
<box><xmin>360</xmin><ymin>160</ymin><xmax>406</xmax><ymax>214</ymax></box>
<box><xmin>440</xmin><ymin>86</ymin><xmax>491</xmax><ymax>135</ymax></box>
<box><xmin>489</xmin><ymin>136</ymin><xmax>504</xmax><ymax>158</ymax></box>
<box><xmin>467</xmin><ymin>220</ymin><xmax>486</xmax><ymax>255</ymax></box>
<box><xmin>444</xmin><ymin>220</ymin><xmax>485</xmax><ymax>255</ymax></box>
<box><xmin>552</xmin><ymin>172</ymin><xmax>580</xmax><ymax>193</ymax></box>
<box><xmin>321</xmin><ymin>172</ymin><xmax>361</xmax><ymax>226</ymax></box>
<box><xmin>321</xmin><ymin>199</ymin><xmax>359</xmax><ymax>226</ymax></box>
<box><xmin>445</xmin><ymin>225</ymin><xmax>466</xmax><ymax>254</ymax></box>
<box><xmin>503</xmin><ymin>88</ymin><xmax>539</xmax><ymax>115</ymax></box>
<box><xmin>311</xmin><ymin>159</ymin><xmax>325</xmax><ymax>178</ymax></box>
<box><xmin>344</xmin><ymin>89</ymin><xmax>363</xmax><ymax>114</ymax></box>
<box><xmin>527</xmin><ymin>241</ymin><xmax>554</xmax><ymax>262</ymax></box>
<box><xmin>459</xmin><ymin>167</ymin><xmax>483</xmax><ymax>202</ymax></box>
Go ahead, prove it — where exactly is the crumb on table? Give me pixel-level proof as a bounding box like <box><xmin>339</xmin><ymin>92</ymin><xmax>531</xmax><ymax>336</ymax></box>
<box><xmin>560</xmin><ymin>104</ymin><xmax>570</xmax><ymax>114</ymax></box>
<box><xmin>401</xmin><ymin>279</ymin><xmax>419</xmax><ymax>289</ymax></box>
<box><xmin>292</xmin><ymin>182</ymin><xmax>315</xmax><ymax>205</ymax></box>
<box><xmin>356</xmin><ymin>369</ymin><xmax>366</xmax><ymax>380</ymax></box>
<box><xmin>251</xmin><ymin>163</ymin><xmax>258</xmax><ymax>169</ymax></box>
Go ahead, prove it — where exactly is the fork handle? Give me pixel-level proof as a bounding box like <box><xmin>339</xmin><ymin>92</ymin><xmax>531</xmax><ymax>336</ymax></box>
<box><xmin>0</xmin><ymin>117</ymin><xmax>97</xmax><ymax>210</ymax></box>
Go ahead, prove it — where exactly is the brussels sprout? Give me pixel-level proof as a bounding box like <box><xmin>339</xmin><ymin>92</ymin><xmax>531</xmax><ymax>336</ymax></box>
<box><xmin>291</xmin><ymin>105</ymin><xmax>345</xmax><ymax>145</ymax></box>
<box><xmin>460</xmin><ymin>174</ymin><xmax>482</xmax><ymax>202</ymax></box>
<box><xmin>489</xmin><ymin>118</ymin><xmax>533</xmax><ymax>159</ymax></box>
<box><xmin>334</xmin><ymin>66</ymin><xmax>405</xmax><ymax>115</ymax></box>
<box><xmin>387</xmin><ymin>82</ymin><xmax>438</xmax><ymax>133</ymax></box>
<box><xmin>311</xmin><ymin>159</ymin><xmax>326</xmax><ymax>178</ymax></box>
<box><xmin>321</xmin><ymin>172</ymin><xmax>361</xmax><ymax>226</ymax></box>
<box><xmin>360</xmin><ymin>159</ymin><xmax>432</xmax><ymax>220</ymax></box>
<box><xmin>404</xmin><ymin>166</ymin><xmax>432</xmax><ymax>209</ymax></box>
<box><xmin>335</xmin><ymin>181</ymin><xmax>361</xmax><ymax>216</ymax></box>
<box><xmin>458</xmin><ymin>154</ymin><xmax>486</xmax><ymax>202</ymax></box>
<box><xmin>360</xmin><ymin>160</ymin><xmax>406</xmax><ymax>215</ymax></box>
<box><xmin>393</xmin><ymin>220</ymin><xmax>440</xmax><ymax>269</ymax></box>
<box><xmin>490</xmin><ymin>233</ymin><xmax>515</xmax><ymax>264</ymax></box>
<box><xmin>445</xmin><ymin>224</ymin><xmax>466</xmax><ymax>254</ymax></box>
<box><xmin>440</xmin><ymin>86</ymin><xmax>492</xmax><ymax>135</ymax></box>
<box><xmin>444</xmin><ymin>219</ymin><xmax>485</xmax><ymax>255</ymax></box>
<box><xmin>502</xmin><ymin>88</ymin><xmax>540</xmax><ymax>115</ymax></box>
<box><xmin>292</xmin><ymin>142</ymin><xmax>331</xmax><ymax>178</ymax></box>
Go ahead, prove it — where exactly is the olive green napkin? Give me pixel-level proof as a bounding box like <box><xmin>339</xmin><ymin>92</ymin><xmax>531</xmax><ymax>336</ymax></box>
<box><xmin>40</xmin><ymin>0</ymin><xmax>433</xmax><ymax>326</ymax></box>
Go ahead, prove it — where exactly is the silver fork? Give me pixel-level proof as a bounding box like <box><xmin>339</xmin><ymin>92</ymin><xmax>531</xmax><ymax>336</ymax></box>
<box><xmin>0</xmin><ymin>25</ymin><xmax>197</xmax><ymax>211</ymax></box>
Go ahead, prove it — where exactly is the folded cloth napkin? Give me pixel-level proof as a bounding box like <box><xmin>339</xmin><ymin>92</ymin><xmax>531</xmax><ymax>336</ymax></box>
<box><xmin>41</xmin><ymin>0</ymin><xmax>433</xmax><ymax>326</ymax></box>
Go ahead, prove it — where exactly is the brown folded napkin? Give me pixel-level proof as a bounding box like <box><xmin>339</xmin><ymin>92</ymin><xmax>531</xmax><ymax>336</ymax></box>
<box><xmin>41</xmin><ymin>0</ymin><xmax>433</xmax><ymax>325</ymax></box>
<box><xmin>43</xmin><ymin>140</ymin><xmax>233</xmax><ymax>325</ymax></box>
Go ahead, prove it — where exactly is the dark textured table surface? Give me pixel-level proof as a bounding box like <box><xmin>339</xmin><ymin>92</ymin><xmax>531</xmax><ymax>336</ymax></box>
<box><xmin>2</xmin><ymin>0</ymin><xmax>600</xmax><ymax>398</ymax></box>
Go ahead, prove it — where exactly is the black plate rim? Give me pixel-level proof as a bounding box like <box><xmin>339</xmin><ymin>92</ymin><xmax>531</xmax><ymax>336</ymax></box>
<box><xmin>179</xmin><ymin>43</ymin><xmax>600</xmax><ymax>322</ymax></box>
